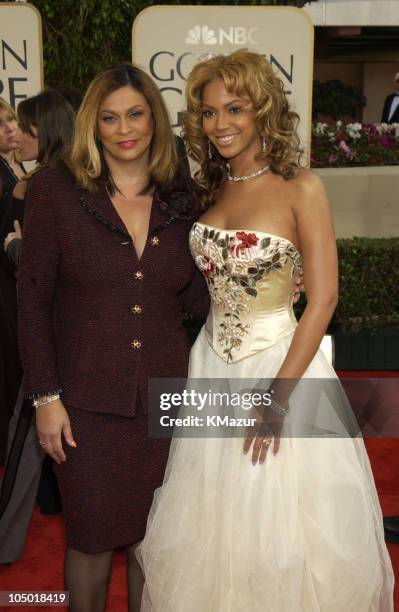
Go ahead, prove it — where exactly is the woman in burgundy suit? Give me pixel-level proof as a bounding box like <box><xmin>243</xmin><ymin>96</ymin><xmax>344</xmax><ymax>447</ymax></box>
<box><xmin>17</xmin><ymin>64</ymin><xmax>208</xmax><ymax>612</ymax></box>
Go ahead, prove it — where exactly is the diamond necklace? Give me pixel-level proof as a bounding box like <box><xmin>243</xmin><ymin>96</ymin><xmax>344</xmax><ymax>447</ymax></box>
<box><xmin>226</xmin><ymin>162</ymin><xmax>270</xmax><ymax>182</ymax></box>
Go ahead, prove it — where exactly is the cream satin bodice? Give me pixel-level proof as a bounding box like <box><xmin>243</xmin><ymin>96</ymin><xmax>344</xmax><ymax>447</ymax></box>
<box><xmin>190</xmin><ymin>222</ymin><xmax>302</xmax><ymax>363</ymax></box>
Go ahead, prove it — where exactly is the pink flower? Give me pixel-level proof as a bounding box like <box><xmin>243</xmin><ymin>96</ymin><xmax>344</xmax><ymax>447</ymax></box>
<box><xmin>339</xmin><ymin>140</ymin><xmax>354</xmax><ymax>158</ymax></box>
<box><xmin>381</xmin><ymin>134</ymin><xmax>395</xmax><ymax>148</ymax></box>
<box><xmin>329</xmin><ymin>154</ymin><xmax>338</xmax><ymax>164</ymax></box>
<box><xmin>367</xmin><ymin>125</ymin><xmax>378</xmax><ymax>142</ymax></box>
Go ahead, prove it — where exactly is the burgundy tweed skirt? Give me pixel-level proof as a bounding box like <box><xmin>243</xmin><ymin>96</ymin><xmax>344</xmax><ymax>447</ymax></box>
<box><xmin>54</xmin><ymin>400</ymin><xmax>170</xmax><ymax>553</ymax></box>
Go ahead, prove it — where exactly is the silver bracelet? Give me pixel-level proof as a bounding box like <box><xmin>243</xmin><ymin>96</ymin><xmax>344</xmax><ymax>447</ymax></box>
<box><xmin>268</xmin><ymin>394</ymin><xmax>289</xmax><ymax>417</ymax></box>
<box><xmin>33</xmin><ymin>393</ymin><xmax>61</xmax><ymax>409</ymax></box>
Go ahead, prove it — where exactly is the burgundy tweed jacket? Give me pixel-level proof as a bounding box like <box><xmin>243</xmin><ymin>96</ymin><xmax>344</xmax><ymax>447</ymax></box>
<box><xmin>17</xmin><ymin>166</ymin><xmax>209</xmax><ymax>416</ymax></box>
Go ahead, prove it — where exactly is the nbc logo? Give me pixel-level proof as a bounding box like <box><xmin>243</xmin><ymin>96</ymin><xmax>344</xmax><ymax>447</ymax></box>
<box><xmin>186</xmin><ymin>25</ymin><xmax>259</xmax><ymax>46</ymax></box>
<box><xmin>186</xmin><ymin>25</ymin><xmax>217</xmax><ymax>45</ymax></box>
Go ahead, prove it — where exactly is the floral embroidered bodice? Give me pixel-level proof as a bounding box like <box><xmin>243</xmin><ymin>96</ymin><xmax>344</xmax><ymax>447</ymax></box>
<box><xmin>189</xmin><ymin>221</ymin><xmax>302</xmax><ymax>363</ymax></box>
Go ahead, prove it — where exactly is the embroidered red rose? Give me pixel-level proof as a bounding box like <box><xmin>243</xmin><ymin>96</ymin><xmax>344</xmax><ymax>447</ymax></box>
<box><xmin>233</xmin><ymin>231</ymin><xmax>259</xmax><ymax>255</ymax></box>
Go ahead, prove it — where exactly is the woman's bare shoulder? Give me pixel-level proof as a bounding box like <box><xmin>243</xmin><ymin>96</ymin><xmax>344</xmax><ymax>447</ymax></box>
<box><xmin>292</xmin><ymin>167</ymin><xmax>324</xmax><ymax>190</ymax></box>
<box><xmin>288</xmin><ymin>168</ymin><xmax>329</xmax><ymax>212</ymax></box>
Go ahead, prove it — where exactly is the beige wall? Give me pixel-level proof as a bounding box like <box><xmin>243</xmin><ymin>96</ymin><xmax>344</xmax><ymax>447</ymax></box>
<box><xmin>314</xmin><ymin>62</ymin><xmax>363</xmax><ymax>89</ymax></box>
<box><xmin>315</xmin><ymin>167</ymin><xmax>399</xmax><ymax>238</ymax></box>
<box><xmin>305</xmin><ymin>0</ymin><xmax>399</xmax><ymax>26</ymax></box>
<box><xmin>363</xmin><ymin>63</ymin><xmax>399</xmax><ymax>124</ymax></box>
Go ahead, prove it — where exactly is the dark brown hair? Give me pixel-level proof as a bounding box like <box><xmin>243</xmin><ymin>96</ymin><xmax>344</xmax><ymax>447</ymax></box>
<box><xmin>18</xmin><ymin>89</ymin><xmax>75</xmax><ymax>172</ymax></box>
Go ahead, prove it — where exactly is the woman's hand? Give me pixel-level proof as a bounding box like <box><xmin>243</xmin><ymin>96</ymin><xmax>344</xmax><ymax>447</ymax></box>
<box><xmin>243</xmin><ymin>400</ymin><xmax>285</xmax><ymax>465</ymax></box>
<box><xmin>4</xmin><ymin>220</ymin><xmax>22</xmax><ymax>252</ymax></box>
<box><xmin>36</xmin><ymin>398</ymin><xmax>77</xmax><ymax>463</ymax></box>
<box><xmin>12</xmin><ymin>179</ymin><xmax>28</xmax><ymax>200</ymax></box>
<box><xmin>292</xmin><ymin>267</ymin><xmax>304</xmax><ymax>304</ymax></box>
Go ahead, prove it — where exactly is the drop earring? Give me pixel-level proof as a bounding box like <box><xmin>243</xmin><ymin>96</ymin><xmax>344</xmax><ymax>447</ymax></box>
<box><xmin>261</xmin><ymin>136</ymin><xmax>267</xmax><ymax>152</ymax></box>
<box><xmin>208</xmin><ymin>140</ymin><xmax>212</xmax><ymax>159</ymax></box>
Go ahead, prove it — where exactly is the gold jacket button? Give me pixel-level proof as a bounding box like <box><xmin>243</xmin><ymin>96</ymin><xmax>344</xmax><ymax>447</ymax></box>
<box><xmin>131</xmin><ymin>305</ymin><xmax>143</xmax><ymax>314</ymax></box>
<box><xmin>150</xmin><ymin>236</ymin><xmax>160</xmax><ymax>246</ymax></box>
<box><xmin>131</xmin><ymin>339</ymin><xmax>142</xmax><ymax>349</ymax></box>
<box><xmin>134</xmin><ymin>271</ymin><xmax>144</xmax><ymax>280</ymax></box>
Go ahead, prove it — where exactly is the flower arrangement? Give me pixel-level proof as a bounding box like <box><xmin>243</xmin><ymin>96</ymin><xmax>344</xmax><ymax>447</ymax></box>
<box><xmin>311</xmin><ymin>121</ymin><xmax>399</xmax><ymax>168</ymax></box>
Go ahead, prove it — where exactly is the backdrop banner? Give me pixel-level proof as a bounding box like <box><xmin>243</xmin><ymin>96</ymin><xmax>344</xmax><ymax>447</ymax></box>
<box><xmin>0</xmin><ymin>2</ymin><xmax>43</xmax><ymax>108</ymax></box>
<box><xmin>132</xmin><ymin>6</ymin><xmax>314</xmax><ymax>161</ymax></box>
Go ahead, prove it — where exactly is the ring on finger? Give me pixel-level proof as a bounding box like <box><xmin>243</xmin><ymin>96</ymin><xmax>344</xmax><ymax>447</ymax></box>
<box><xmin>262</xmin><ymin>438</ymin><xmax>271</xmax><ymax>446</ymax></box>
<box><xmin>39</xmin><ymin>440</ymin><xmax>47</xmax><ymax>446</ymax></box>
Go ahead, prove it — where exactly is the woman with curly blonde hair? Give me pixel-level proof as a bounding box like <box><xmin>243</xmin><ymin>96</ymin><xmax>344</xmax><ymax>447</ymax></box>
<box><xmin>184</xmin><ymin>49</ymin><xmax>302</xmax><ymax>210</ymax></box>
<box><xmin>137</xmin><ymin>50</ymin><xmax>393</xmax><ymax>611</ymax></box>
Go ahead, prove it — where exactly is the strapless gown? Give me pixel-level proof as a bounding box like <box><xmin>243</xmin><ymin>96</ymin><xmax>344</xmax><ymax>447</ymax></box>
<box><xmin>137</xmin><ymin>222</ymin><xmax>394</xmax><ymax>612</ymax></box>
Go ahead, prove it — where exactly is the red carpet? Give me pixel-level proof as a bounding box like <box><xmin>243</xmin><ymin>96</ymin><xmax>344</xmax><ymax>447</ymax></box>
<box><xmin>0</xmin><ymin>439</ymin><xmax>398</xmax><ymax>611</ymax></box>
<box><xmin>1</xmin><ymin>372</ymin><xmax>398</xmax><ymax>610</ymax></box>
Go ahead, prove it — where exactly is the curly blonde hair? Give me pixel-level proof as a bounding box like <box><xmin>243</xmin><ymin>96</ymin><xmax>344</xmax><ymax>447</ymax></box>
<box><xmin>0</xmin><ymin>98</ymin><xmax>18</xmax><ymax>161</ymax></box>
<box><xmin>183</xmin><ymin>49</ymin><xmax>302</xmax><ymax>209</ymax></box>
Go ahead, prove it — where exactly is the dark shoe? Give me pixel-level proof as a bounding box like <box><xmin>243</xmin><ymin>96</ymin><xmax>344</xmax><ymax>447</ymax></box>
<box><xmin>383</xmin><ymin>516</ymin><xmax>399</xmax><ymax>543</ymax></box>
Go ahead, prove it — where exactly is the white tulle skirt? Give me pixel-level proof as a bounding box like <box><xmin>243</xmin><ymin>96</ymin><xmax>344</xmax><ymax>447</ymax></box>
<box><xmin>137</xmin><ymin>329</ymin><xmax>394</xmax><ymax>612</ymax></box>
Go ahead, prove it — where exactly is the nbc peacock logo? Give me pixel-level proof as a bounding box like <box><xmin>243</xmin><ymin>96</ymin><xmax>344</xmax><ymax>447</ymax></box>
<box><xmin>185</xmin><ymin>25</ymin><xmax>218</xmax><ymax>45</ymax></box>
<box><xmin>185</xmin><ymin>25</ymin><xmax>260</xmax><ymax>46</ymax></box>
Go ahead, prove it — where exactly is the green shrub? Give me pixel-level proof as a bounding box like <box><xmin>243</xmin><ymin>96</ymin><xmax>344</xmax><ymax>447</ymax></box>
<box><xmin>312</xmin><ymin>79</ymin><xmax>366</xmax><ymax>121</ymax></box>
<box><xmin>294</xmin><ymin>237</ymin><xmax>399</xmax><ymax>332</ymax></box>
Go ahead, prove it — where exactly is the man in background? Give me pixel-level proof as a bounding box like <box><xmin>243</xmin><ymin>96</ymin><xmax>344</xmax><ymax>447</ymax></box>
<box><xmin>381</xmin><ymin>72</ymin><xmax>399</xmax><ymax>124</ymax></box>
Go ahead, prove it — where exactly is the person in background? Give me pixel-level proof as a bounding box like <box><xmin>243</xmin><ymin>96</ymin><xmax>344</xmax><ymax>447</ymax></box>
<box><xmin>0</xmin><ymin>98</ymin><xmax>25</xmax><ymax>464</ymax></box>
<box><xmin>1</xmin><ymin>90</ymin><xmax>74</xmax><ymax>264</ymax></box>
<box><xmin>0</xmin><ymin>90</ymin><xmax>75</xmax><ymax>564</ymax></box>
<box><xmin>381</xmin><ymin>72</ymin><xmax>399</xmax><ymax>124</ymax></box>
<box><xmin>0</xmin><ymin>98</ymin><xmax>24</xmax><ymax>224</ymax></box>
